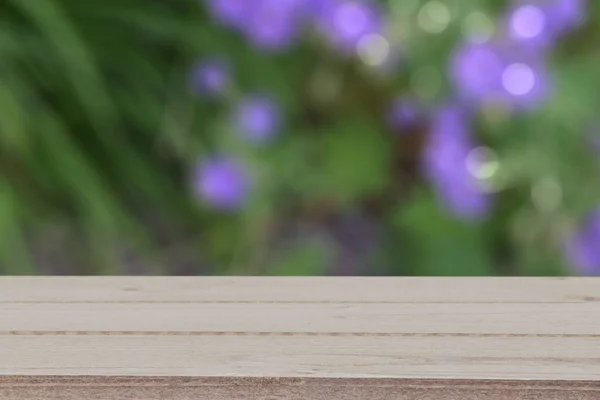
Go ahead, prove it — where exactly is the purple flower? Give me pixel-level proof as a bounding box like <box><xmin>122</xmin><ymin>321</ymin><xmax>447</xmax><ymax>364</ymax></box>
<box><xmin>504</xmin><ymin>1</ymin><xmax>556</xmax><ymax>51</ymax></box>
<box><xmin>499</xmin><ymin>52</ymin><xmax>551</xmax><ymax>110</ymax></box>
<box><xmin>450</xmin><ymin>40</ymin><xmax>552</xmax><ymax>110</ymax></box>
<box><xmin>547</xmin><ymin>0</ymin><xmax>587</xmax><ymax>34</ymax></box>
<box><xmin>190</xmin><ymin>58</ymin><xmax>230</xmax><ymax>97</ymax></box>
<box><xmin>423</xmin><ymin>106</ymin><xmax>491</xmax><ymax>220</ymax></box>
<box><xmin>502</xmin><ymin>0</ymin><xmax>586</xmax><ymax>51</ymax></box>
<box><xmin>234</xmin><ymin>94</ymin><xmax>282</xmax><ymax>143</ymax></box>
<box><xmin>193</xmin><ymin>157</ymin><xmax>250</xmax><ymax>211</ymax></box>
<box><xmin>241</xmin><ymin>0</ymin><xmax>305</xmax><ymax>50</ymax></box>
<box><xmin>387</xmin><ymin>97</ymin><xmax>421</xmax><ymax>130</ymax></box>
<box><xmin>564</xmin><ymin>209</ymin><xmax>600</xmax><ymax>276</ymax></box>
<box><xmin>449</xmin><ymin>41</ymin><xmax>506</xmax><ymax>104</ymax></box>
<box><xmin>304</xmin><ymin>0</ymin><xmax>335</xmax><ymax>16</ymax></box>
<box><xmin>316</xmin><ymin>0</ymin><xmax>384</xmax><ymax>53</ymax></box>
<box><xmin>204</xmin><ymin>0</ymin><xmax>250</xmax><ymax>28</ymax></box>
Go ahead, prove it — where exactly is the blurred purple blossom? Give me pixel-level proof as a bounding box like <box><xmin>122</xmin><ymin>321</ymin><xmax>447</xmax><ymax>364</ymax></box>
<box><xmin>564</xmin><ymin>209</ymin><xmax>600</xmax><ymax>276</ymax></box>
<box><xmin>190</xmin><ymin>58</ymin><xmax>230</xmax><ymax>96</ymax></box>
<box><xmin>193</xmin><ymin>157</ymin><xmax>251</xmax><ymax>211</ymax></box>
<box><xmin>242</xmin><ymin>0</ymin><xmax>305</xmax><ymax>50</ymax></box>
<box><xmin>499</xmin><ymin>53</ymin><xmax>551</xmax><ymax>110</ymax></box>
<box><xmin>303</xmin><ymin>0</ymin><xmax>335</xmax><ymax>17</ymax></box>
<box><xmin>316</xmin><ymin>0</ymin><xmax>384</xmax><ymax>53</ymax></box>
<box><xmin>387</xmin><ymin>97</ymin><xmax>421</xmax><ymax>130</ymax></box>
<box><xmin>547</xmin><ymin>0</ymin><xmax>587</xmax><ymax>34</ymax></box>
<box><xmin>423</xmin><ymin>106</ymin><xmax>491</xmax><ymax>220</ymax></box>
<box><xmin>204</xmin><ymin>0</ymin><xmax>390</xmax><ymax>56</ymax></box>
<box><xmin>504</xmin><ymin>2</ymin><xmax>556</xmax><ymax>51</ymax></box>
<box><xmin>205</xmin><ymin>0</ymin><xmax>249</xmax><ymax>28</ymax></box>
<box><xmin>502</xmin><ymin>0</ymin><xmax>586</xmax><ymax>51</ymax></box>
<box><xmin>450</xmin><ymin>40</ymin><xmax>552</xmax><ymax>110</ymax></box>
<box><xmin>450</xmin><ymin>41</ymin><xmax>506</xmax><ymax>104</ymax></box>
<box><xmin>234</xmin><ymin>94</ymin><xmax>282</xmax><ymax>144</ymax></box>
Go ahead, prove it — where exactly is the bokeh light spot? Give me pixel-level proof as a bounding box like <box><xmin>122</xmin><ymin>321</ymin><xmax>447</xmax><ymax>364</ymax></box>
<box><xmin>334</xmin><ymin>2</ymin><xmax>369</xmax><ymax>37</ymax></box>
<box><xmin>531</xmin><ymin>177</ymin><xmax>563</xmax><ymax>213</ymax></box>
<box><xmin>511</xmin><ymin>5</ymin><xmax>545</xmax><ymax>39</ymax></box>
<box><xmin>502</xmin><ymin>63</ymin><xmax>536</xmax><ymax>96</ymax></box>
<box><xmin>466</xmin><ymin>147</ymin><xmax>500</xmax><ymax>181</ymax></box>
<box><xmin>356</xmin><ymin>33</ymin><xmax>390</xmax><ymax>66</ymax></box>
<box><xmin>462</xmin><ymin>10</ymin><xmax>495</xmax><ymax>43</ymax></box>
<box><xmin>417</xmin><ymin>1</ymin><xmax>452</xmax><ymax>34</ymax></box>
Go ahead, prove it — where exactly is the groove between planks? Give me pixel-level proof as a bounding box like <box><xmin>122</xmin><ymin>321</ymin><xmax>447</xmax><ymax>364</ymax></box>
<box><xmin>6</xmin><ymin>300</ymin><xmax>597</xmax><ymax>304</ymax></box>
<box><xmin>2</xmin><ymin>330</ymin><xmax>600</xmax><ymax>338</ymax></box>
<box><xmin>2</xmin><ymin>377</ymin><xmax>600</xmax><ymax>390</ymax></box>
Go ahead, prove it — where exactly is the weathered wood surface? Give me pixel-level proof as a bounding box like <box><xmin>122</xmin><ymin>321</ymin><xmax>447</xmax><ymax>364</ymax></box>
<box><xmin>0</xmin><ymin>277</ymin><xmax>599</xmax><ymax>399</ymax></box>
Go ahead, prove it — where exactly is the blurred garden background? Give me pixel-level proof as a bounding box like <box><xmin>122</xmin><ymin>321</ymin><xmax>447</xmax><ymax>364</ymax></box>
<box><xmin>1</xmin><ymin>0</ymin><xmax>599</xmax><ymax>276</ymax></box>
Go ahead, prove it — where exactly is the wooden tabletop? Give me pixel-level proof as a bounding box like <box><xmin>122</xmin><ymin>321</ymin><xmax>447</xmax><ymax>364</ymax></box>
<box><xmin>0</xmin><ymin>277</ymin><xmax>599</xmax><ymax>399</ymax></box>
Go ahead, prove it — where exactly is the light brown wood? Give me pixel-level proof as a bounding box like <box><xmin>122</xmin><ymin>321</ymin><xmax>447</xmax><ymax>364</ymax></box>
<box><xmin>1</xmin><ymin>277</ymin><xmax>599</xmax><ymax>399</ymax></box>
<box><xmin>3</xmin><ymin>302</ymin><xmax>600</xmax><ymax>334</ymax></box>
<box><xmin>1</xmin><ymin>276</ymin><xmax>598</xmax><ymax>303</ymax></box>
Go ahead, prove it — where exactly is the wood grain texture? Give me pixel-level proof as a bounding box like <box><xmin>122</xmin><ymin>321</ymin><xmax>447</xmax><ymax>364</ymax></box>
<box><xmin>1</xmin><ymin>277</ymin><xmax>599</xmax><ymax>399</ymax></box>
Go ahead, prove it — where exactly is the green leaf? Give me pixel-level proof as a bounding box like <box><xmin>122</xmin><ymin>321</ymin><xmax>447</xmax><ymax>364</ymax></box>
<box><xmin>268</xmin><ymin>240</ymin><xmax>332</xmax><ymax>276</ymax></box>
<box><xmin>0</xmin><ymin>180</ymin><xmax>34</xmax><ymax>274</ymax></box>
<box><xmin>395</xmin><ymin>191</ymin><xmax>496</xmax><ymax>276</ymax></box>
<box><xmin>320</xmin><ymin>120</ymin><xmax>391</xmax><ymax>202</ymax></box>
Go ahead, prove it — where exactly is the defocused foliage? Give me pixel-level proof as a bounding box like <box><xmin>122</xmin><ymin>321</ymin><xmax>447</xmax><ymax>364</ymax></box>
<box><xmin>1</xmin><ymin>0</ymin><xmax>599</xmax><ymax>275</ymax></box>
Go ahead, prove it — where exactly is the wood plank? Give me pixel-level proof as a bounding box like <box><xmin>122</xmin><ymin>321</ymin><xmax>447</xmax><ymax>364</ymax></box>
<box><xmin>2</xmin><ymin>335</ymin><xmax>600</xmax><ymax>379</ymax></box>
<box><xmin>1</xmin><ymin>277</ymin><xmax>599</xmax><ymax>399</ymax></box>
<box><xmin>2</xmin><ymin>302</ymin><xmax>600</xmax><ymax>334</ymax></box>
<box><xmin>1</xmin><ymin>277</ymin><xmax>598</xmax><ymax>303</ymax></box>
